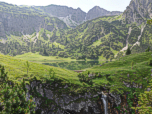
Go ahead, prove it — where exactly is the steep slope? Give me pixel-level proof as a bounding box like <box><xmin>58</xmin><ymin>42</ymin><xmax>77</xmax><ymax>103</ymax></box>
<box><xmin>0</xmin><ymin>2</ymin><xmax>68</xmax><ymax>38</ymax></box>
<box><xmin>35</xmin><ymin>5</ymin><xmax>123</xmax><ymax>28</ymax></box>
<box><xmin>122</xmin><ymin>0</ymin><xmax>152</xmax><ymax>25</ymax></box>
<box><xmin>0</xmin><ymin>13</ymin><xmax>151</xmax><ymax>61</ymax></box>
<box><xmin>0</xmin><ymin>0</ymin><xmax>152</xmax><ymax>61</ymax></box>
<box><xmin>120</xmin><ymin>0</ymin><xmax>152</xmax><ymax>55</ymax></box>
<box><xmin>86</xmin><ymin>6</ymin><xmax>122</xmax><ymax>20</ymax></box>
<box><xmin>35</xmin><ymin>5</ymin><xmax>86</xmax><ymax>27</ymax></box>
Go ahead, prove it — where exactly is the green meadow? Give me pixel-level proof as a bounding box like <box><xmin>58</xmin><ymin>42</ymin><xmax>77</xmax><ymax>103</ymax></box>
<box><xmin>1</xmin><ymin>51</ymin><xmax>152</xmax><ymax>94</ymax></box>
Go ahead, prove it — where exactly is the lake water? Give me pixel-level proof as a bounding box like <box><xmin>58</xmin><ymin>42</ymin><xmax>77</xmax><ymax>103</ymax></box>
<box><xmin>42</xmin><ymin>61</ymin><xmax>100</xmax><ymax>70</ymax></box>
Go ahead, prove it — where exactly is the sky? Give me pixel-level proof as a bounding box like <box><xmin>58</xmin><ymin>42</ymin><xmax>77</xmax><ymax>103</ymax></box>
<box><xmin>0</xmin><ymin>0</ymin><xmax>131</xmax><ymax>13</ymax></box>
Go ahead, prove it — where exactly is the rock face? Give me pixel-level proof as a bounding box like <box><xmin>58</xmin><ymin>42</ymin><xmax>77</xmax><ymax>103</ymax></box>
<box><xmin>36</xmin><ymin>5</ymin><xmax>123</xmax><ymax>28</ymax></box>
<box><xmin>36</xmin><ymin>5</ymin><xmax>86</xmax><ymax>24</ymax></box>
<box><xmin>122</xmin><ymin>0</ymin><xmax>152</xmax><ymax>25</ymax></box>
<box><xmin>0</xmin><ymin>12</ymin><xmax>68</xmax><ymax>38</ymax></box>
<box><xmin>0</xmin><ymin>2</ymin><xmax>68</xmax><ymax>38</ymax></box>
<box><xmin>25</xmin><ymin>78</ymin><xmax>142</xmax><ymax>114</ymax></box>
<box><xmin>86</xmin><ymin>6</ymin><xmax>122</xmax><ymax>20</ymax></box>
<box><xmin>0</xmin><ymin>12</ymin><xmax>43</xmax><ymax>37</ymax></box>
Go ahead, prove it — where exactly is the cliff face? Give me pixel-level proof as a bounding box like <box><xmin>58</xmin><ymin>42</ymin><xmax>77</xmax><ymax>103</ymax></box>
<box><xmin>86</xmin><ymin>6</ymin><xmax>122</xmax><ymax>20</ymax></box>
<box><xmin>0</xmin><ymin>12</ymin><xmax>43</xmax><ymax>37</ymax></box>
<box><xmin>36</xmin><ymin>5</ymin><xmax>86</xmax><ymax>24</ymax></box>
<box><xmin>24</xmin><ymin>78</ymin><xmax>145</xmax><ymax>114</ymax></box>
<box><xmin>36</xmin><ymin>5</ymin><xmax>123</xmax><ymax>28</ymax></box>
<box><xmin>25</xmin><ymin>79</ymin><xmax>121</xmax><ymax>114</ymax></box>
<box><xmin>0</xmin><ymin>2</ymin><xmax>68</xmax><ymax>38</ymax></box>
<box><xmin>122</xmin><ymin>0</ymin><xmax>152</xmax><ymax>25</ymax></box>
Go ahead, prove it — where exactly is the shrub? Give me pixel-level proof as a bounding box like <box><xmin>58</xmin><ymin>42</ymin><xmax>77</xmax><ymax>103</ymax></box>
<box><xmin>126</xmin><ymin>45</ymin><xmax>131</xmax><ymax>55</ymax></box>
<box><xmin>0</xmin><ymin>65</ymin><xmax>36</xmax><ymax>113</ymax></box>
<box><xmin>148</xmin><ymin>59</ymin><xmax>152</xmax><ymax>66</ymax></box>
<box><xmin>131</xmin><ymin>79</ymin><xmax>152</xmax><ymax>113</ymax></box>
<box><xmin>145</xmin><ymin>46</ymin><xmax>150</xmax><ymax>52</ymax></box>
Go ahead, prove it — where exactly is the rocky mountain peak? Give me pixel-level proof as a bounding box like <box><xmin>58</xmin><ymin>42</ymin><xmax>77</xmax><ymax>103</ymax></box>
<box><xmin>36</xmin><ymin>4</ymin><xmax>122</xmax><ymax>27</ymax></box>
<box><xmin>122</xmin><ymin>0</ymin><xmax>152</xmax><ymax>25</ymax></box>
<box><xmin>86</xmin><ymin>6</ymin><xmax>122</xmax><ymax>20</ymax></box>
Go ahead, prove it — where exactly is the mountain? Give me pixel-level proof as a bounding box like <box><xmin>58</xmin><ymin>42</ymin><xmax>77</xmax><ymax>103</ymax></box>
<box><xmin>0</xmin><ymin>0</ymin><xmax>151</xmax><ymax>61</ymax></box>
<box><xmin>0</xmin><ymin>2</ymin><xmax>68</xmax><ymax>38</ymax></box>
<box><xmin>36</xmin><ymin>5</ymin><xmax>86</xmax><ymax>25</ymax></box>
<box><xmin>35</xmin><ymin>5</ymin><xmax>123</xmax><ymax>28</ymax></box>
<box><xmin>86</xmin><ymin>6</ymin><xmax>122</xmax><ymax>20</ymax></box>
<box><xmin>122</xmin><ymin>0</ymin><xmax>152</xmax><ymax>25</ymax></box>
<box><xmin>0</xmin><ymin>1</ymin><xmax>152</xmax><ymax>113</ymax></box>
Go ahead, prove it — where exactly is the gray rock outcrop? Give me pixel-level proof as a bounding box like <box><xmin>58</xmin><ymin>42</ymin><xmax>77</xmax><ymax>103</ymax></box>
<box><xmin>86</xmin><ymin>6</ymin><xmax>122</xmax><ymax>20</ymax></box>
<box><xmin>0</xmin><ymin>12</ymin><xmax>68</xmax><ymax>38</ymax></box>
<box><xmin>25</xmin><ymin>79</ymin><xmax>122</xmax><ymax>114</ymax></box>
<box><xmin>122</xmin><ymin>0</ymin><xmax>152</xmax><ymax>25</ymax></box>
<box><xmin>36</xmin><ymin>5</ymin><xmax>123</xmax><ymax>28</ymax></box>
<box><xmin>36</xmin><ymin>5</ymin><xmax>86</xmax><ymax>24</ymax></box>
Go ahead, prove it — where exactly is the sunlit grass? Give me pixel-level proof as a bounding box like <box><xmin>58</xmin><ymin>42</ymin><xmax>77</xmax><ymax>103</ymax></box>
<box><xmin>0</xmin><ymin>53</ymin><xmax>79</xmax><ymax>85</ymax></box>
<box><xmin>1</xmin><ymin>51</ymin><xmax>152</xmax><ymax>95</ymax></box>
<box><xmin>14</xmin><ymin>52</ymin><xmax>85</xmax><ymax>62</ymax></box>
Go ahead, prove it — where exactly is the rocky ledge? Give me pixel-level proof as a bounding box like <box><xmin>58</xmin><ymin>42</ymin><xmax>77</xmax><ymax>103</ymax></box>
<box><xmin>24</xmin><ymin>76</ymin><xmax>146</xmax><ymax>114</ymax></box>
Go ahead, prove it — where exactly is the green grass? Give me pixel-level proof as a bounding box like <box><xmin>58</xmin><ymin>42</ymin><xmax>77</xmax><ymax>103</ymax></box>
<box><xmin>0</xmin><ymin>53</ymin><xmax>80</xmax><ymax>85</ymax></box>
<box><xmin>110</xmin><ymin>47</ymin><xmax>119</xmax><ymax>55</ymax></box>
<box><xmin>53</xmin><ymin>42</ymin><xmax>65</xmax><ymax>49</ymax></box>
<box><xmin>1</xmin><ymin>51</ymin><xmax>152</xmax><ymax>95</ymax></box>
<box><xmin>86</xmin><ymin>51</ymin><xmax>152</xmax><ymax>74</ymax></box>
<box><xmin>90</xmin><ymin>39</ymin><xmax>103</xmax><ymax>47</ymax></box>
<box><xmin>14</xmin><ymin>52</ymin><xmax>86</xmax><ymax>62</ymax></box>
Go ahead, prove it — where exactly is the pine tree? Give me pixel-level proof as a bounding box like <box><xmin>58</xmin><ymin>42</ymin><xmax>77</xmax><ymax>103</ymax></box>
<box><xmin>0</xmin><ymin>65</ymin><xmax>36</xmax><ymax>113</ymax></box>
<box><xmin>145</xmin><ymin>46</ymin><xmax>150</xmax><ymax>52</ymax></box>
<box><xmin>24</xmin><ymin>61</ymin><xmax>31</xmax><ymax>76</ymax></box>
<box><xmin>126</xmin><ymin>45</ymin><xmax>131</xmax><ymax>55</ymax></box>
<box><xmin>43</xmin><ymin>48</ymin><xmax>48</xmax><ymax>56</ymax></box>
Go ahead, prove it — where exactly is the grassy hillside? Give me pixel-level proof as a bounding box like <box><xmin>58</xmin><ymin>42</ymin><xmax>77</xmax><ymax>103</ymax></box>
<box><xmin>14</xmin><ymin>52</ymin><xmax>85</xmax><ymax>62</ymax></box>
<box><xmin>0</xmin><ymin>2</ymin><xmax>152</xmax><ymax>63</ymax></box>
<box><xmin>0</xmin><ymin>2</ymin><xmax>44</xmax><ymax>16</ymax></box>
<box><xmin>0</xmin><ymin>11</ymin><xmax>152</xmax><ymax>62</ymax></box>
<box><xmin>0</xmin><ymin>53</ymin><xmax>80</xmax><ymax>85</ymax></box>
<box><xmin>1</xmin><ymin>50</ymin><xmax>152</xmax><ymax>94</ymax></box>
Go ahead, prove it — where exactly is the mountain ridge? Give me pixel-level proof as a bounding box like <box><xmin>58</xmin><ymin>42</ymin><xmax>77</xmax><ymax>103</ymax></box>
<box><xmin>35</xmin><ymin>4</ymin><xmax>123</xmax><ymax>27</ymax></box>
<box><xmin>0</xmin><ymin>0</ymin><xmax>151</xmax><ymax>61</ymax></box>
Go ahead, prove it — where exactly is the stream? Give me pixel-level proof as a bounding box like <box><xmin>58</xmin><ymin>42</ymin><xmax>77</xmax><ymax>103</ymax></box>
<box><xmin>101</xmin><ymin>93</ymin><xmax>107</xmax><ymax>114</ymax></box>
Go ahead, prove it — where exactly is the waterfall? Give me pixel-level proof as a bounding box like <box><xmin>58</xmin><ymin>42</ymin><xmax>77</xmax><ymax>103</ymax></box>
<box><xmin>101</xmin><ymin>92</ymin><xmax>108</xmax><ymax>114</ymax></box>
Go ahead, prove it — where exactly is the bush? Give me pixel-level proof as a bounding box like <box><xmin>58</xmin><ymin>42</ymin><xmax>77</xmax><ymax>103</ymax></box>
<box><xmin>131</xmin><ymin>79</ymin><xmax>152</xmax><ymax>113</ymax></box>
<box><xmin>148</xmin><ymin>59</ymin><xmax>152</xmax><ymax>66</ymax></box>
<box><xmin>145</xmin><ymin>46</ymin><xmax>150</xmax><ymax>52</ymax></box>
<box><xmin>126</xmin><ymin>45</ymin><xmax>131</xmax><ymax>55</ymax></box>
<box><xmin>0</xmin><ymin>65</ymin><xmax>36</xmax><ymax>113</ymax></box>
<box><xmin>71</xmin><ymin>57</ymin><xmax>75</xmax><ymax>59</ymax></box>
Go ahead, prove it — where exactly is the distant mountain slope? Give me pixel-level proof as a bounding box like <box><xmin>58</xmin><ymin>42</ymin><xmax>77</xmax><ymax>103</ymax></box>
<box><xmin>122</xmin><ymin>0</ymin><xmax>152</xmax><ymax>25</ymax></box>
<box><xmin>0</xmin><ymin>0</ymin><xmax>151</xmax><ymax>61</ymax></box>
<box><xmin>0</xmin><ymin>2</ymin><xmax>68</xmax><ymax>38</ymax></box>
<box><xmin>35</xmin><ymin>5</ymin><xmax>123</xmax><ymax>28</ymax></box>
<box><xmin>86</xmin><ymin>6</ymin><xmax>122</xmax><ymax>20</ymax></box>
<box><xmin>36</xmin><ymin>5</ymin><xmax>86</xmax><ymax>24</ymax></box>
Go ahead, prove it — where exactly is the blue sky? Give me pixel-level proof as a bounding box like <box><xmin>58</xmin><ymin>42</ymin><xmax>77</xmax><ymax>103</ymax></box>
<box><xmin>1</xmin><ymin>0</ymin><xmax>131</xmax><ymax>12</ymax></box>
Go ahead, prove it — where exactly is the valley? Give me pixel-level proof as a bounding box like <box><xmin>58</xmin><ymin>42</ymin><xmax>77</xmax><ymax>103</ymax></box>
<box><xmin>0</xmin><ymin>0</ymin><xmax>152</xmax><ymax>113</ymax></box>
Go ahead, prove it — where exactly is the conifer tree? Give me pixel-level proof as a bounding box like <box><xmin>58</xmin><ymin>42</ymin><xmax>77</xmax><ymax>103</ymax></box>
<box><xmin>24</xmin><ymin>61</ymin><xmax>31</xmax><ymax>76</ymax></box>
<box><xmin>126</xmin><ymin>45</ymin><xmax>131</xmax><ymax>55</ymax></box>
<box><xmin>145</xmin><ymin>46</ymin><xmax>150</xmax><ymax>52</ymax></box>
<box><xmin>132</xmin><ymin>18</ymin><xmax>152</xmax><ymax>114</ymax></box>
<box><xmin>0</xmin><ymin>65</ymin><xmax>36</xmax><ymax>113</ymax></box>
